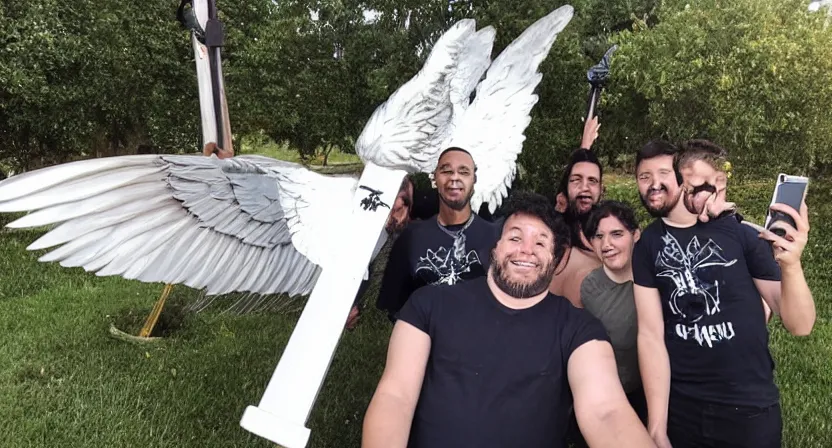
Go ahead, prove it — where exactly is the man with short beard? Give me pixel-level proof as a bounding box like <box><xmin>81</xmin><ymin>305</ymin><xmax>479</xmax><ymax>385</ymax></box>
<box><xmin>548</xmin><ymin>149</ymin><xmax>604</xmax><ymax>307</ymax></box>
<box><xmin>632</xmin><ymin>140</ymin><xmax>815</xmax><ymax>448</ymax></box>
<box><xmin>375</xmin><ymin>147</ymin><xmax>499</xmax><ymax>322</ymax></box>
<box><xmin>362</xmin><ymin>192</ymin><xmax>656</xmax><ymax>448</ymax></box>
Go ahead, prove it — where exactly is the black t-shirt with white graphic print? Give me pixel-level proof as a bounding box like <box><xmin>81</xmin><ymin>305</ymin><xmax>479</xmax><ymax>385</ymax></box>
<box><xmin>376</xmin><ymin>214</ymin><xmax>499</xmax><ymax>319</ymax></box>
<box><xmin>398</xmin><ymin>277</ymin><xmax>610</xmax><ymax>448</ymax></box>
<box><xmin>632</xmin><ymin>214</ymin><xmax>782</xmax><ymax>407</ymax></box>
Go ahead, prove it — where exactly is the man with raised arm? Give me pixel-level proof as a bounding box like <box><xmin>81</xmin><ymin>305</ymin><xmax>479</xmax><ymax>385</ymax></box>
<box><xmin>632</xmin><ymin>139</ymin><xmax>815</xmax><ymax>448</ymax></box>
<box><xmin>363</xmin><ymin>192</ymin><xmax>655</xmax><ymax>448</ymax></box>
<box><xmin>548</xmin><ymin>148</ymin><xmax>604</xmax><ymax>307</ymax></box>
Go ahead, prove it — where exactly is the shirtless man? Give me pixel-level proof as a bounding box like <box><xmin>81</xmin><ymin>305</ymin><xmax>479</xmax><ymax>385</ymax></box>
<box><xmin>548</xmin><ymin>149</ymin><xmax>604</xmax><ymax>307</ymax></box>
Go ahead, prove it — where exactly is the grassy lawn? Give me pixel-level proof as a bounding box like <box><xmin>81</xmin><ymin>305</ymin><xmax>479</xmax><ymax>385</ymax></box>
<box><xmin>239</xmin><ymin>135</ymin><xmax>363</xmax><ymax>167</ymax></box>
<box><xmin>0</xmin><ymin>172</ymin><xmax>830</xmax><ymax>447</ymax></box>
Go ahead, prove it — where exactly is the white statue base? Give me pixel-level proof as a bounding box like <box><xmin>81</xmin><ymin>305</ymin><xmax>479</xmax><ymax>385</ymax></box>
<box><xmin>240</xmin><ymin>161</ymin><xmax>406</xmax><ymax>447</ymax></box>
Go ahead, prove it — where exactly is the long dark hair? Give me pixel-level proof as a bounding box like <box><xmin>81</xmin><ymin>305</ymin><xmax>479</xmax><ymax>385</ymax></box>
<box><xmin>556</xmin><ymin>149</ymin><xmax>603</xmax><ymax>251</ymax></box>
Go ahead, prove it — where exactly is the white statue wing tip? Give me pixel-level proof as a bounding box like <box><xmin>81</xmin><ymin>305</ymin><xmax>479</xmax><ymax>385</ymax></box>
<box><xmin>448</xmin><ymin>6</ymin><xmax>575</xmax><ymax>211</ymax></box>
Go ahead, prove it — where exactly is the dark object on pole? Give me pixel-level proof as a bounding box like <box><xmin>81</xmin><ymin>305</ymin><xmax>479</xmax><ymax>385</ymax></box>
<box><xmin>176</xmin><ymin>0</ymin><xmax>205</xmax><ymax>42</ymax></box>
<box><xmin>585</xmin><ymin>45</ymin><xmax>618</xmax><ymax>122</ymax></box>
<box><xmin>205</xmin><ymin>0</ymin><xmax>226</xmax><ymax>153</ymax></box>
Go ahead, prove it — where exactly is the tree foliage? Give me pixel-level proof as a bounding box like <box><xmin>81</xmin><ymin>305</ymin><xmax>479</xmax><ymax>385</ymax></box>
<box><xmin>608</xmin><ymin>0</ymin><xmax>832</xmax><ymax>176</ymax></box>
<box><xmin>0</xmin><ymin>0</ymin><xmax>198</xmax><ymax>170</ymax></box>
<box><xmin>1</xmin><ymin>0</ymin><xmax>829</xmax><ymax>182</ymax></box>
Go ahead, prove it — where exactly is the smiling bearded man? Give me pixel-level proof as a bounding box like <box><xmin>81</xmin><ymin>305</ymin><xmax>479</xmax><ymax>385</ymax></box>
<box><xmin>363</xmin><ymin>191</ymin><xmax>656</xmax><ymax>448</ymax></box>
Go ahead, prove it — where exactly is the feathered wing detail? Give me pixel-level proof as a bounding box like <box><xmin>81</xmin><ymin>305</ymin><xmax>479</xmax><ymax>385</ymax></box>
<box><xmin>0</xmin><ymin>154</ymin><xmax>357</xmax><ymax>297</ymax></box>
<box><xmin>354</xmin><ymin>18</ymin><xmax>477</xmax><ymax>172</ymax></box>
<box><xmin>448</xmin><ymin>26</ymin><xmax>496</xmax><ymax>122</ymax></box>
<box><xmin>445</xmin><ymin>6</ymin><xmax>575</xmax><ymax>213</ymax></box>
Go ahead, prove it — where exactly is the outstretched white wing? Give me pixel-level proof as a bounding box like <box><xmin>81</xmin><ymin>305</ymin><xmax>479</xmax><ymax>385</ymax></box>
<box><xmin>0</xmin><ymin>154</ymin><xmax>357</xmax><ymax>297</ymax></box>
<box><xmin>354</xmin><ymin>18</ymin><xmax>477</xmax><ymax>172</ymax></box>
<box><xmin>446</xmin><ymin>6</ymin><xmax>575</xmax><ymax>213</ymax></box>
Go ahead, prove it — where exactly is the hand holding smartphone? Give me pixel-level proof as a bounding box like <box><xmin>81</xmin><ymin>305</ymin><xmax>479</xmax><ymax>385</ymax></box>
<box><xmin>764</xmin><ymin>173</ymin><xmax>809</xmax><ymax>237</ymax></box>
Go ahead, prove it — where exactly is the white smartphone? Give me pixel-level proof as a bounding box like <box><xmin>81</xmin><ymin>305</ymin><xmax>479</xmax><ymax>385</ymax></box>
<box><xmin>764</xmin><ymin>173</ymin><xmax>809</xmax><ymax>236</ymax></box>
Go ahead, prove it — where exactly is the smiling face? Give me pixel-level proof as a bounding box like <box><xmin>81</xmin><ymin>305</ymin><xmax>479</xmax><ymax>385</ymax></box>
<box><xmin>433</xmin><ymin>149</ymin><xmax>475</xmax><ymax>211</ymax></box>
<box><xmin>590</xmin><ymin>215</ymin><xmax>640</xmax><ymax>273</ymax></box>
<box><xmin>567</xmin><ymin>161</ymin><xmax>603</xmax><ymax>215</ymax></box>
<box><xmin>490</xmin><ymin>212</ymin><xmax>558</xmax><ymax>299</ymax></box>
<box><xmin>636</xmin><ymin>154</ymin><xmax>682</xmax><ymax>218</ymax></box>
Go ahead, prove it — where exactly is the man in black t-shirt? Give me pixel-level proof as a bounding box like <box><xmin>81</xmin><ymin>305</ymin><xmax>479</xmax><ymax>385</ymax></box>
<box><xmin>632</xmin><ymin>140</ymin><xmax>815</xmax><ymax>448</ymax></box>
<box><xmin>375</xmin><ymin>147</ymin><xmax>499</xmax><ymax>322</ymax></box>
<box><xmin>362</xmin><ymin>192</ymin><xmax>656</xmax><ymax>448</ymax></box>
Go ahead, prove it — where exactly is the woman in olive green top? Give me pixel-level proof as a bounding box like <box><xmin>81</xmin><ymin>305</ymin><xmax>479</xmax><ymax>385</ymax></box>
<box><xmin>580</xmin><ymin>201</ymin><xmax>647</xmax><ymax>421</ymax></box>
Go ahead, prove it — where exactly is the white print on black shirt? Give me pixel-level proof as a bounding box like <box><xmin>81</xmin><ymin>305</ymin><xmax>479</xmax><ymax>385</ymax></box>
<box><xmin>655</xmin><ymin>232</ymin><xmax>738</xmax><ymax>348</ymax></box>
<box><xmin>415</xmin><ymin>236</ymin><xmax>482</xmax><ymax>286</ymax></box>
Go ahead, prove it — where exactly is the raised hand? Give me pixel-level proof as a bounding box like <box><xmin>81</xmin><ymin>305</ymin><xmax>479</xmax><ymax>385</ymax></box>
<box><xmin>581</xmin><ymin>115</ymin><xmax>600</xmax><ymax>149</ymax></box>
<box><xmin>697</xmin><ymin>187</ymin><xmax>736</xmax><ymax>223</ymax></box>
<box><xmin>203</xmin><ymin>141</ymin><xmax>234</xmax><ymax>159</ymax></box>
<box><xmin>758</xmin><ymin>200</ymin><xmax>810</xmax><ymax>267</ymax></box>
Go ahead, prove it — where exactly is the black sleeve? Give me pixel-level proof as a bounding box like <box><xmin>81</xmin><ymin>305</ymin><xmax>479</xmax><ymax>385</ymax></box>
<box><xmin>562</xmin><ymin>308</ymin><xmax>611</xmax><ymax>362</ymax></box>
<box><xmin>739</xmin><ymin>222</ymin><xmax>782</xmax><ymax>281</ymax></box>
<box><xmin>375</xmin><ymin>231</ymin><xmax>415</xmax><ymax>316</ymax></box>
<box><xmin>396</xmin><ymin>286</ymin><xmax>433</xmax><ymax>335</ymax></box>
<box><xmin>632</xmin><ymin>236</ymin><xmax>657</xmax><ymax>288</ymax></box>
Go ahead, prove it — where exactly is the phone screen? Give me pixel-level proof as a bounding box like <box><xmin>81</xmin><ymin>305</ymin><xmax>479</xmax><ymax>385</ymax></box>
<box><xmin>775</xmin><ymin>181</ymin><xmax>806</xmax><ymax>212</ymax></box>
<box><xmin>766</xmin><ymin>178</ymin><xmax>807</xmax><ymax>235</ymax></box>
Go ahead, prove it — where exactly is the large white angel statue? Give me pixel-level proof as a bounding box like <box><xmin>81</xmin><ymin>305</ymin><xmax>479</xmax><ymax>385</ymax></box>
<box><xmin>0</xmin><ymin>5</ymin><xmax>574</xmax><ymax>447</ymax></box>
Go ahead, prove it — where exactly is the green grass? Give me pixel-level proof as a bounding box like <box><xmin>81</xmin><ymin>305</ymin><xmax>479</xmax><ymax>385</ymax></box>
<box><xmin>0</xmin><ymin>176</ymin><xmax>830</xmax><ymax>447</ymax></box>
<box><xmin>239</xmin><ymin>134</ymin><xmax>362</xmax><ymax>167</ymax></box>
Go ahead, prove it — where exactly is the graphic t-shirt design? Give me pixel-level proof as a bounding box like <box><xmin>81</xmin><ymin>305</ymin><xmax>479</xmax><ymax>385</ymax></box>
<box><xmin>415</xmin><ymin>234</ymin><xmax>483</xmax><ymax>286</ymax></box>
<box><xmin>656</xmin><ymin>232</ymin><xmax>738</xmax><ymax>348</ymax></box>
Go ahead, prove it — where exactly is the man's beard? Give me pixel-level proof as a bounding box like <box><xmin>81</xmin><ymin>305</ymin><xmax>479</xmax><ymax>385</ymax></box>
<box><xmin>639</xmin><ymin>185</ymin><xmax>679</xmax><ymax>218</ymax></box>
<box><xmin>564</xmin><ymin>199</ymin><xmax>593</xmax><ymax>250</ymax></box>
<box><xmin>565</xmin><ymin>198</ymin><xmax>592</xmax><ymax>227</ymax></box>
<box><xmin>439</xmin><ymin>187</ymin><xmax>474</xmax><ymax>211</ymax></box>
<box><xmin>490</xmin><ymin>254</ymin><xmax>557</xmax><ymax>299</ymax></box>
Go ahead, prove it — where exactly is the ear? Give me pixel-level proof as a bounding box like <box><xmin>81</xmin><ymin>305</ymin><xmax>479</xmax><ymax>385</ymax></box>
<box><xmin>633</xmin><ymin>229</ymin><xmax>641</xmax><ymax>243</ymax></box>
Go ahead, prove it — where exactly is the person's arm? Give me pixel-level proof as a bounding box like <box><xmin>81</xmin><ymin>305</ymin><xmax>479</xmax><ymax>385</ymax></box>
<box><xmin>755</xmin><ymin>201</ymin><xmax>815</xmax><ymax>336</ymax></box>
<box><xmin>568</xmin><ymin>339</ymin><xmax>656</xmax><ymax>447</ymax></box>
<box><xmin>630</xmin><ymin>237</ymin><xmax>672</xmax><ymax>448</ymax></box>
<box><xmin>580</xmin><ymin>115</ymin><xmax>600</xmax><ymax>150</ymax></box>
<box><xmin>634</xmin><ymin>285</ymin><xmax>672</xmax><ymax>447</ymax></box>
<box><xmin>362</xmin><ymin>321</ymin><xmax>431</xmax><ymax>447</ymax></box>
<box><xmin>375</xmin><ymin>232</ymin><xmax>414</xmax><ymax>319</ymax></box>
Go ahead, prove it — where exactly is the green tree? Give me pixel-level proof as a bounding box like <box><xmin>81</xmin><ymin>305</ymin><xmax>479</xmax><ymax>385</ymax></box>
<box><xmin>0</xmin><ymin>0</ymin><xmax>199</xmax><ymax>171</ymax></box>
<box><xmin>609</xmin><ymin>0</ymin><xmax>832</xmax><ymax>176</ymax></box>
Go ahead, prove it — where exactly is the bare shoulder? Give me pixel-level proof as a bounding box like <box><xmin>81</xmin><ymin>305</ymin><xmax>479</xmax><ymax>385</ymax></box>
<box><xmin>550</xmin><ymin>248</ymin><xmax>600</xmax><ymax>307</ymax></box>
